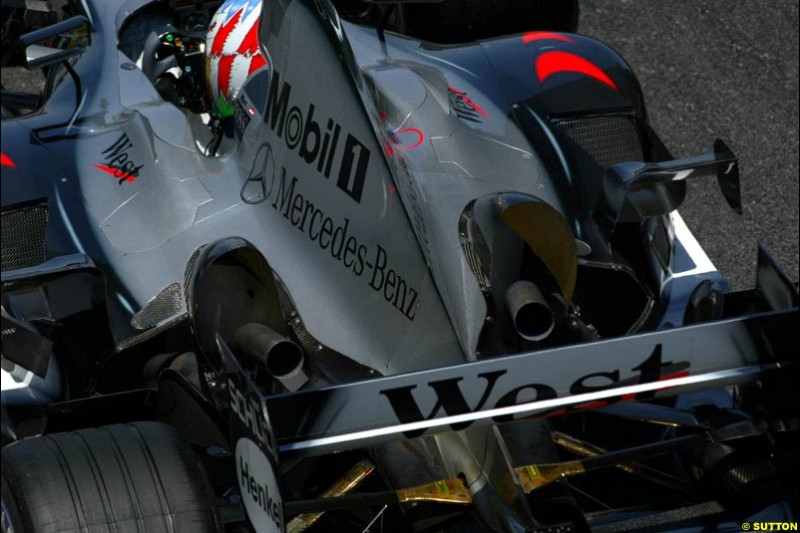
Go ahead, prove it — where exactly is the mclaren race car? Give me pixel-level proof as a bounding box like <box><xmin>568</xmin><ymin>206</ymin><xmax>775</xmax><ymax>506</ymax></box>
<box><xmin>1</xmin><ymin>0</ymin><xmax>798</xmax><ymax>532</ymax></box>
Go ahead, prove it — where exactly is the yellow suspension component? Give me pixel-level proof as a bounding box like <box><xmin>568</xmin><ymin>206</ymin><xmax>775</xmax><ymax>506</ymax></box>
<box><xmin>514</xmin><ymin>461</ymin><xmax>586</xmax><ymax>494</ymax></box>
<box><xmin>396</xmin><ymin>478</ymin><xmax>472</xmax><ymax>505</ymax></box>
<box><xmin>286</xmin><ymin>460</ymin><xmax>375</xmax><ymax>533</ymax></box>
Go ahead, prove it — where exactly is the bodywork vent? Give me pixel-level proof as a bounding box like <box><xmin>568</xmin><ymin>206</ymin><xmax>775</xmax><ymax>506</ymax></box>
<box><xmin>131</xmin><ymin>282</ymin><xmax>183</xmax><ymax>330</ymax></box>
<box><xmin>288</xmin><ymin>316</ymin><xmax>321</xmax><ymax>355</ymax></box>
<box><xmin>553</xmin><ymin>115</ymin><xmax>644</xmax><ymax>168</ymax></box>
<box><xmin>459</xmin><ymin>202</ymin><xmax>492</xmax><ymax>288</ymax></box>
<box><xmin>1</xmin><ymin>204</ymin><xmax>49</xmax><ymax>271</ymax></box>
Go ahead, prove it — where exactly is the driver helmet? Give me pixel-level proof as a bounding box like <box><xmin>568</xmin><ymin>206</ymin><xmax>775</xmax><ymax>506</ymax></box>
<box><xmin>206</xmin><ymin>0</ymin><xmax>267</xmax><ymax>117</ymax></box>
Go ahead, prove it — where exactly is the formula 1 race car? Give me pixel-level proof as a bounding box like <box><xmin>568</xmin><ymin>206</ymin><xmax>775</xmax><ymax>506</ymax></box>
<box><xmin>1</xmin><ymin>0</ymin><xmax>798</xmax><ymax>532</ymax></box>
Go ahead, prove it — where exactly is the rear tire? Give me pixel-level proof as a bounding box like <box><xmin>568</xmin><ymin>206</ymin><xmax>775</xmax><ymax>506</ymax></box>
<box><xmin>1</xmin><ymin>421</ymin><xmax>222</xmax><ymax>533</ymax></box>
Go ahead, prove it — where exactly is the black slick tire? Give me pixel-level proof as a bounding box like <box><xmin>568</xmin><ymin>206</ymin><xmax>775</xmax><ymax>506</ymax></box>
<box><xmin>1</xmin><ymin>421</ymin><xmax>222</xmax><ymax>533</ymax></box>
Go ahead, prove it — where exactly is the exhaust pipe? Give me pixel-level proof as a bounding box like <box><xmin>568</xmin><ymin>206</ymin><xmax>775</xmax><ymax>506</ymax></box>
<box><xmin>505</xmin><ymin>281</ymin><xmax>555</xmax><ymax>341</ymax></box>
<box><xmin>233</xmin><ymin>323</ymin><xmax>308</xmax><ymax>391</ymax></box>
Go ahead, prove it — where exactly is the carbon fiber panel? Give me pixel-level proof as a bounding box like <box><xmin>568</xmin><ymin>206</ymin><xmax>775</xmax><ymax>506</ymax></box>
<box><xmin>1</xmin><ymin>204</ymin><xmax>49</xmax><ymax>272</ymax></box>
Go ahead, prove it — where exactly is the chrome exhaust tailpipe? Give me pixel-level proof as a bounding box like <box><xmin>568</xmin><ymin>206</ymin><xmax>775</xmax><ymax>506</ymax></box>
<box><xmin>505</xmin><ymin>281</ymin><xmax>555</xmax><ymax>341</ymax></box>
<box><xmin>233</xmin><ymin>323</ymin><xmax>308</xmax><ymax>391</ymax></box>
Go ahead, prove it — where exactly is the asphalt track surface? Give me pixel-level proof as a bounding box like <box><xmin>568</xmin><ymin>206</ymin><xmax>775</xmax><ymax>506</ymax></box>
<box><xmin>579</xmin><ymin>0</ymin><xmax>799</xmax><ymax>290</ymax></box>
<box><xmin>4</xmin><ymin>2</ymin><xmax>798</xmax><ymax>290</ymax></box>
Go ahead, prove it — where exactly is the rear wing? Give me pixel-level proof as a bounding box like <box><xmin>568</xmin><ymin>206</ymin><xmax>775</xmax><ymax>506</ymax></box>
<box><xmin>263</xmin><ymin>307</ymin><xmax>795</xmax><ymax>457</ymax></box>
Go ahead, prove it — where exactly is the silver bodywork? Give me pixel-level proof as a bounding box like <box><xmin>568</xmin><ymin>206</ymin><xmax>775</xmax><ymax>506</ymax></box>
<box><xmin>3</xmin><ymin>1</ymin><xmax>767</xmax><ymax>531</ymax></box>
<box><xmin>24</xmin><ymin>0</ymin><xmax>710</xmax><ymax>370</ymax></box>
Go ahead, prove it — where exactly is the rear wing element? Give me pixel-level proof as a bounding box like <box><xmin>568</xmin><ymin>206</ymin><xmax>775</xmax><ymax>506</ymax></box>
<box><xmin>265</xmin><ymin>307</ymin><xmax>796</xmax><ymax>457</ymax></box>
<box><xmin>604</xmin><ymin>139</ymin><xmax>742</xmax><ymax>227</ymax></box>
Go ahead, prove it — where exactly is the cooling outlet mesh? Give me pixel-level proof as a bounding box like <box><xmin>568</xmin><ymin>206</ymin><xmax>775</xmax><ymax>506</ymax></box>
<box><xmin>553</xmin><ymin>115</ymin><xmax>644</xmax><ymax>168</ymax></box>
<box><xmin>1</xmin><ymin>204</ymin><xmax>49</xmax><ymax>271</ymax></box>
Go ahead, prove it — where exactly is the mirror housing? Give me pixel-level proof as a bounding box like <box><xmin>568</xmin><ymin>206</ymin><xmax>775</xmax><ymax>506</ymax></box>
<box><xmin>20</xmin><ymin>15</ymin><xmax>90</xmax><ymax>70</ymax></box>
